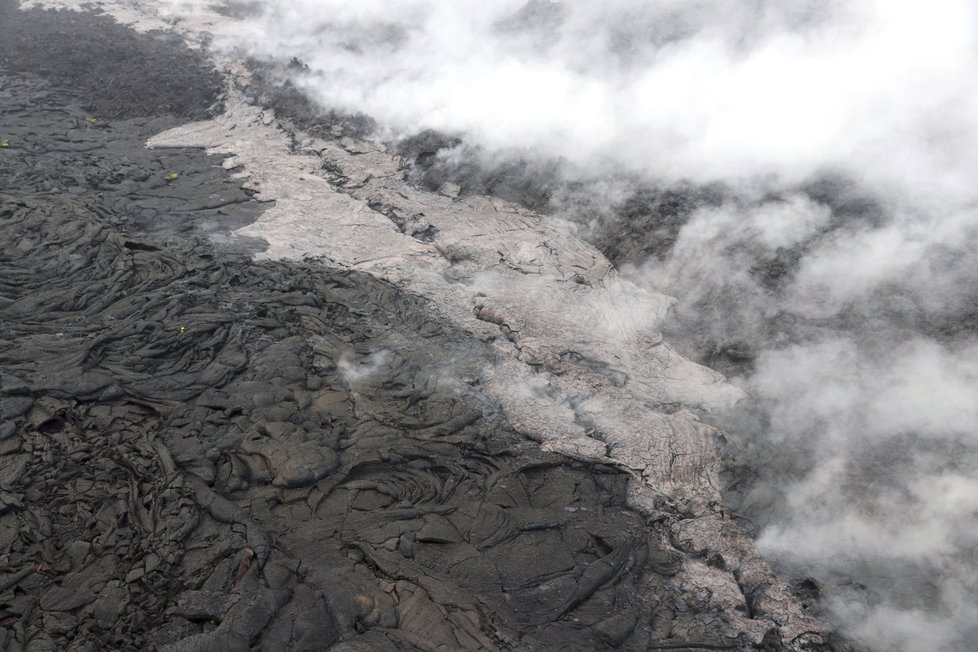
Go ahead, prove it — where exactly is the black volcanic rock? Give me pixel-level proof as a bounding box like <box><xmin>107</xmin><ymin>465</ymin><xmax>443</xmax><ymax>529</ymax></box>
<box><xmin>0</xmin><ymin>0</ymin><xmax>223</xmax><ymax>120</ymax></box>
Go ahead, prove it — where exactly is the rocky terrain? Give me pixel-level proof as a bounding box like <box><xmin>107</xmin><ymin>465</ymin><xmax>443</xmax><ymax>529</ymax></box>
<box><xmin>0</xmin><ymin>2</ymin><xmax>858</xmax><ymax>650</ymax></box>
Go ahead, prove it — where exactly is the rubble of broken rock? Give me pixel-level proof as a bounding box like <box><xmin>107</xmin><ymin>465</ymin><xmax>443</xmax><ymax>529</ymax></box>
<box><xmin>0</xmin><ymin>4</ymin><xmax>858</xmax><ymax>651</ymax></box>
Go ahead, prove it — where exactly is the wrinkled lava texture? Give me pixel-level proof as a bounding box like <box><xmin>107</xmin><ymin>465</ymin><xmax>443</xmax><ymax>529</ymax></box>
<box><xmin>0</xmin><ymin>5</ymin><xmax>813</xmax><ymax>651</ymax></box>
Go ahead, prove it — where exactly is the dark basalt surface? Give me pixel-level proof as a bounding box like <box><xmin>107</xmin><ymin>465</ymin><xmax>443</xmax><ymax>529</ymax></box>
<box><xmin>0</xmin><ymin>0</ymin><xmax>223</xmax><ymax>121</ymax></box>
<box><xmin>0</xmin><ymin>5</ymin><xmax>799</xmax><ymax>651</ymax></box>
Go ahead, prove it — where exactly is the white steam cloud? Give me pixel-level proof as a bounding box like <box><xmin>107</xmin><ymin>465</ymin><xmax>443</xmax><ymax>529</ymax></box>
<box><xmin>227</xmin><ymin>0</ymin><xmax>978</xmax><ymax>203</ymax></box>
<box><xmin>222</xmin><ymin>2</ymin><xmax>978</xmax><ymax>650</ymax></box>
<box><xmin>753</xmin><ymin>337</ymin><xmax>978</xmax><ymax>652</ymax></box>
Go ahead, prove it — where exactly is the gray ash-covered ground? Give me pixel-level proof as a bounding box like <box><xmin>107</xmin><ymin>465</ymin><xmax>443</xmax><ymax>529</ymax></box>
<box><xmin>0</xmin><ymin>5</ymin><xmax>842</xmax><ymax>651</ymax></box>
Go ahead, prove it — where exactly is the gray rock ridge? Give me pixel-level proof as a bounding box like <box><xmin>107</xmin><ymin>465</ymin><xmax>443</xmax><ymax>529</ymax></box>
<box><xmin>1</xmin><ymin>0</ymin><xmax>856</xmax><ymax>649</ymax></box>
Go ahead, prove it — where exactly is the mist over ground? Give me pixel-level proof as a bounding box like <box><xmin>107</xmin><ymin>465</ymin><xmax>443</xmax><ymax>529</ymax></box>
<box><xmin>217</xmin><ymin>1</ymin><xmax>978</xmax><ymax>649</ymax></box>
